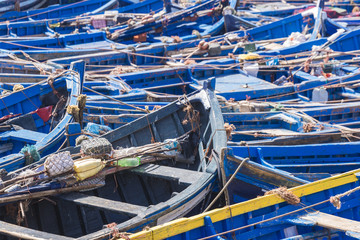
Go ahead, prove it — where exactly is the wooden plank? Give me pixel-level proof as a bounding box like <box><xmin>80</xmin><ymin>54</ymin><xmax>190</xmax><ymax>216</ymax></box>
<box><xmin>0</xmin><ymin>220</ymin><xmax>73</xmax><ymax>240</ymax></box>
<box><xmin>0</xmin><ymin>143</ymin><xmax>12</xmax><ymax>154</ymax></box>
<box><xmin>264</xmin><ymin>42</ymin><xmax>283</xmax><ymax>50</ymax></box>
<box><xmin>299</xmin><ymin>212</ymin><xmax>360</xmax><ymax>233</ymax></box>
<box><xmin>172</xmin><ymin>112</ymin><xmax>186</xmax><ymax>135</ymax></box>
<box><xmin>59</xmin><ymin>192</ymin><xmax>147</xmax><ymax>216</ymax></box>
<box><xmin>0</xmin><ymin>129</ymin><xmax>47</xmax><ymax>143</ymax></box>
<box><xmin>131</xmin><ymin>164</ymin><xmax>210</xmax><ymax>185</ymax></box>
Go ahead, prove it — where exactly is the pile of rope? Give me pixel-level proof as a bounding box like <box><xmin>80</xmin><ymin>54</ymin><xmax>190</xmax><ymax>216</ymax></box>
<box><xmin>67</xmin><ymin>94</ymin><xmax>87</xmax><ymax>126</ymax></box>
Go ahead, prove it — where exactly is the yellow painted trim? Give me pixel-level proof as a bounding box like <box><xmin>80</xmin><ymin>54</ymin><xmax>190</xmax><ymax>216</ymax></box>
<box><xmin>127</xmin><ymin>169</ymin><xmax>360</xmax><ymax>240</ymax></box>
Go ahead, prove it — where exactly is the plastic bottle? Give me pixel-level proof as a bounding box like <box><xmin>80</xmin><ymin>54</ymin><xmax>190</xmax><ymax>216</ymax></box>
<box><xmin>312</xmin><ymin>87</ymin><xmax>328</xmax><ymax>103</ymax></box>
<box><xmin>113</xmin><ymin>157</ymin><xmax>141</xmax><ymax>167</ymax></box>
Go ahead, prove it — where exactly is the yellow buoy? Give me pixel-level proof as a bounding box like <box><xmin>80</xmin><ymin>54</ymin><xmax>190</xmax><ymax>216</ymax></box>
<box><xmin>74</xmin><ymin>158</ymin><xmax>105</xmax><ymax>181</ymax></box>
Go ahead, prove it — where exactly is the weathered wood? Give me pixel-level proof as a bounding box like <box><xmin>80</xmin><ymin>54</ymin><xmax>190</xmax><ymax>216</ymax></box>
<box><xmin>280</xmin><ymin>49</ymin><xmax>360</xmax><ymax>65</ymax></box>
<box><xmin>0</xmin><ymin>184</ymin><xmax>102</xmax><ymax>204</ymax></box>
<box><xmin>0</xmin><ymin>220</ymin><xmax>74</xmax><ymax>240</ymax></box>
<box><xmin>131</xmin><ymin>163</ymin><xmax>210</xmax><ymax>185</ymax></box>
<box><xmin>0</xmin><ymin>143</ymin><xmax>12</xmax><ymax>154</ymax></box>
<box><xmin>228</xmin><ymin>155</ymin><xmax>306</xmax><ymax>187</ymax></box>
<box><xmin>59</xmin><ymin>192</ymin><xmax>147</xmax><ymax>216</ymax></box>
<box><xmin>299</xmin><ymin>212</ymin><xmax>360</xmax><ymax>233</ymax></box>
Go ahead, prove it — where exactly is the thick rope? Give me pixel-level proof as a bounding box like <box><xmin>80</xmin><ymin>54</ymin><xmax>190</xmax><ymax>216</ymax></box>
<box><xmin>330</xmin><ymin>185</ymin><xmax>360</xmax><ymax>209</ymax></box>
<box><xmin>265</xmin><ymin>187</ymin><xmax>300</xmax><ymax>205</ymax></box>
<box><xmin>224</xmin><ymin>123</ymin><xmax>236</xmax><ymax>140</ymax></box>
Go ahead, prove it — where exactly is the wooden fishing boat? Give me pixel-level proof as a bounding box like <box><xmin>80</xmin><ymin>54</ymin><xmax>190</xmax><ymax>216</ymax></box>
<box><xmin>105</xmin><ymin>0</ymin><xmax>237</xmax><ymax>43</ymax></box>
<box><xmin>48</xmin><ymin>51</ymin><xmax>360</xmax><ymax>103</ymax></box>
<box><xmin>0</xmin><ymin>87</ymin><xmax>227</xmax><ymax>239</ymax></box>
<box><xmin>0</xmin><ymin>58</ymin><xmax>54</xmax><ymax>74</ymax></box>
<box><xmin>0</xmin><ymin>0</ymin><xmax>169</xmax><ymax>38</ymax></box>
<box><xmin>0</xmin><ymin>0</ymin><xmax>118</xmax><ymax>22</ymax></box>
<box><xmin>83</xmin><ymin>95</ymin><xmax>360</xmax><ymax>142</ymax></box>
<box><xmin>0</xmin><ymin>60</ymin><xmax>84</xmax><ymax>172</ymax></box>
<box><xmin>1</xmin><ymin>4</ymin><xmax>345</xmax><ymax>65</ymax></box>
<box><xmin>83</xmin><ymin>101</ymin><xmax>167</xmax><ymax>130</ymax></box>
<box><xmin>84</xmin><ymin>98</ymin><xmax>360</xmax><ymax>141</ymax></box>
<box><xmin>0</xmin><ymin>31</ymin><xmax>115</xmax><ymax>50</ymax></box>
<box><xmin>117</xmin><ymin>0</ymin><xmax>164</xmax><ymax>14</ymax></box>
<box><xmin>0</xmin><ymin>2</ymin><xmax>330</xmax><ymax>57</ymax></box>
<box><xmin>222</xmin><ymin>148</ymin><xmax>307</xmax><ymax>202</ymax></box>
<box><xmin>0</xmin><ymin>0</ymin><xmax>47</xmax><ymax>15</ymax></box>
<box><xmin>2</xmin><ymin>74</ymin><xmax>151</xmax><ymax>102</ymax></box>
<box><xmin>223</xmin><ymin>100</ymin><xmax>360</xmax><ymax>128</ymax></box>
<box><xmin>81</xmin><ymin>79</ymin><xmax>149</xmax><ymax>102</ymax></box>
<box><xmin>259</xmin><ymin>23</ymin><xmax>360</xmax><ymax>60</ymax></box>
<box><xmin>223</xmin><ymin>111</ymin><xmax>335</xmax><ymax>142</ymax></box>
<box><xmin>126</xmin><ymin>58</ymin><xmax>360</xmax><ymax>103</ymax></box>
<box><xmin>231</xmin><ymin>141</ymin><xmax>360</xmax><ymax>181</ymax></box>
<box><xmin>0</xmin><ymin>0</ymin><xmax>231</xmax><ymax>43</ymax></box>
<box><xmin>0</xmin><ymin>47</ymin><xmax>112</xmax><ymax>62</ymax></box>
<box><xmin>247</xmin><ymin>2</ymin><xmax>312</xmax><ymax>17</ymax></box>
<box><xmin>124</xmin><ymin>154</ymin><xmax>360</xmax><ymax>240</ymax></box>
<box><xmin>43</xmin><ymin>9</ymin><xmax>348</xmax><ymax>73</ymax></box>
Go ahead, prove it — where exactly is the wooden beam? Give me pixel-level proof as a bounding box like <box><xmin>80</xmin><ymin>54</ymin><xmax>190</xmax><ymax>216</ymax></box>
<box><xmin>299</xmin><ymin>212</ymin><xmax>360</xmax><ymax>233</ymax></box>
<box><xmin>59</xmin><ymin>192</ymin><xmax>147</xmax><ymax>216</ymax></box>
<box><xmin>0</xmin><ymin>220</ymin><xmax>73</xmax><ymax>240</ymax></box>
<box><xmin>131</xmin><ymin>164</ymin><xmax>210</xmax><ymax>185</ymax></box>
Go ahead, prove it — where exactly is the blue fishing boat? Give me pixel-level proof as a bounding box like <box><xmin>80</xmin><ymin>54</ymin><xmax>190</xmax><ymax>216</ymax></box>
<box><xmin>3</xmin><ymin>74</ymin><xmax>150</xmax><ymax>102</ymax></box>
<box><xmin>0</xmin><ymin>4</ymin><xmax>346</xmax><ymax>69</ymax></box>
<box><xmin>231</xmin><ymin>142</ymin><xmax>360</xmax><ymax>182</ymax></box>
<box><xmin>105</xmin><ymin>0</ymin><xmax>237</xmax><ymax>43</ymax></box>
<box><xmin>259</xmin><ymin>22</ymin><xmax>360</xmax><ymax>59</ymax></box>
<box><xmin>0</xmin><ymin>0</ymin><xmax>46</xmax><ymax>15</ymax></box>
<box><xmin>222</xmin><ymin>148</ymin><xmax>307</xmax><ymax>203</ymax></box>
<box><xmin>222</xmin><ymin>111</ymin><xmax>335</xmax><ymax>143</ymax></box>
<box><xmin>117</xmin><ymin>0</ymin><xmax>164</xmax><ymax>14</ymax></box>
<box><xmin>0</xmin><ymin>60</ymin><xmax>84</xmax><ymax>172</ymax></box>
<box><xmin>0</xmin><ymin>31</ymin><xmax>115</xmax><ymax>50</ymax></box>
<box><xmin>83</xmin><ymin>101</ymin><xmax>167</xmax><ymax>130</ymax></box>
<box><xmin>85</xmin><ymin>98</ymin><xmax>360</xmax><ymax>140</ymax></box>
<box><xmin>223</xmin><ymin>100</ymin><xmax>360</xmax><ymax>127</ymax></box>
<box><xmin>0</xmin><ymin>87</ymin><xmax>227</xmax><ymax>239</ymax></box>
<box><xmin>0</xmin><ymin>58</ymin><xmax>53</xmax><ymax>74</ymax></box>
<box><xmin>0</xmin><ymin>0</ymin><xmax>119</xmax><ymax>22</ymax></box>
<box><xmin>123</xmin><ymin>159</ymin><xmax>360</xmax><ymax>240</ymax></box>
<box><xmin>0</xmin><ymin>0</ymin><xmax>168</xmax><ymax>38</ymax></box>
<box><xmin>247</xmin><ymin>2</ymin><xmax>313</xmax><ymax>17</ymax></box>
<box><xmin>48</xmin><ymin>51</ymin><xmax>360</xmax><ymax>103</ymax></box>
<box><xmin>0</xmin><ymin>0</ymin><xmax>230</xmax><ymax>45</ymax></box>
<box><xmin>0</xmin><ymin>1</ymin><xmax>330</xmax><ymax>53</ymax></box>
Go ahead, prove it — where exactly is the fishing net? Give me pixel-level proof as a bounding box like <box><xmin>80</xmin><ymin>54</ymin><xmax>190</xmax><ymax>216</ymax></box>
<box><xmin>80</xmin><ymin>137</ymin><xmax>113</xmax><ymax>156</ymax></box>
<box><xmin>44</xmin><ymin>151</ymin><xmax>74</xmax><ymax>177</ymax></box>
<box><xmin>77</xmin><ymin>94</ymin><xmax>87</xmax><ymax>110</ymax></box>
<box><xmin>75</xmin><ymin>135</ymin><xmax>89</xmax><ymax>146</ymax></box>
<box><xmin>17</xmin><ymin>169</ymin><xmax>36</xmax><ymax>185</ymax></box>
<box><xmin>20</xmin><ymin>144</ymin><xmax>40</xmax><ymax>165</ymax></box>
<box><xmin>75</xmin><ymin>176</ymin><xmax>106</xmax><ymax>191</ymax></box>
<box><xmin>67</xmin><ymin>105</ymin><xmax>80</xmax><ymax>122</ymax></box>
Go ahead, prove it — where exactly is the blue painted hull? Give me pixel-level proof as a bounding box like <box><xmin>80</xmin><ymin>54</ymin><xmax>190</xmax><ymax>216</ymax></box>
<box><xmin>0</xmin><ymin>61</ymin><xmax>84</xmax><ymax>172</ymax></box>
